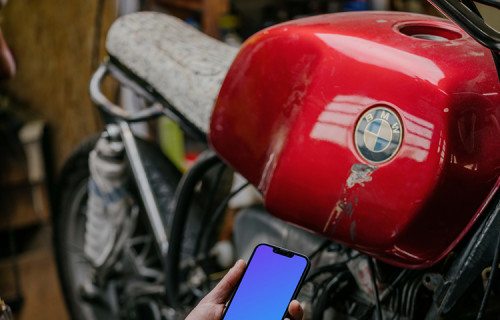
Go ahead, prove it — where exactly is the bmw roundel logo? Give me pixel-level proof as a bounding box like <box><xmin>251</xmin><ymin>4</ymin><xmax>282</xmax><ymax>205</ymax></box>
<box><xmin>355</xmin><ymin>107</ymin><xmax>403</xmax><ymax>164</ymax></box>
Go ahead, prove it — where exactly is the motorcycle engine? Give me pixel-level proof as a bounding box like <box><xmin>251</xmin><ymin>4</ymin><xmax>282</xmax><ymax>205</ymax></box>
<box><xmin>231</xmin><ymin>205</ymin><xmax>439</xmax><ymax>319</ymax></box>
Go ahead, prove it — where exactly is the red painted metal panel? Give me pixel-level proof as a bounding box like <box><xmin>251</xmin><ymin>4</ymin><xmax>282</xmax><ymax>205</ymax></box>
<box><xmin>209</xmin><ymin>11</ymin><xmax>500</xmax><ymax>268</ymax></box>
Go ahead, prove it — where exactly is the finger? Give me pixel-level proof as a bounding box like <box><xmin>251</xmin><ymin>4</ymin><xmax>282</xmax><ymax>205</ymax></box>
<box><xmin>203</xmin><ymin>259</ymin><xmax>246</xmax><ymax>304</ymax></box>
<box><xmin>288</xmin><ymin>300</ymin><xmax>304</xmax><ymax>320</ymax></box>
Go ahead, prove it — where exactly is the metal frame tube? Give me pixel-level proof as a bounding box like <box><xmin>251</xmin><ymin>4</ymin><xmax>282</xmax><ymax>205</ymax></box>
<box><xmin>119</xmin><ymin>120</ymin><xmax>169</xmax><ymax>257</ymax></box>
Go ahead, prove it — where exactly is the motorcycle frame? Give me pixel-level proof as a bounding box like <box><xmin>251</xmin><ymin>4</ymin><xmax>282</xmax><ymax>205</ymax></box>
<box><xmin>87</xmin><ymin>0</ymin><xmax>500</xmax><ymax>312</ymax></box>
<box><xmin>89</xmin><ymin>60</ymin><xmax>199</xmax><ymax>259</ymax></box>
<box><xmin>90</xmin><ymin>60</ymin><xmax>224</xmax><ymax>308</ymax></box>
<box><xmin>89</xmin><ymin>58</ymin><xmax>500</xmax><ymax>316</ymax></box>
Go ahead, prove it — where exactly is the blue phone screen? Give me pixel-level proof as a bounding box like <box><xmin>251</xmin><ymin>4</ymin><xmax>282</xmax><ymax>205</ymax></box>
<box><xmin>222</xmin><ymin>244</ymin><xmax>309</xmax><ymax>320</ymax></box>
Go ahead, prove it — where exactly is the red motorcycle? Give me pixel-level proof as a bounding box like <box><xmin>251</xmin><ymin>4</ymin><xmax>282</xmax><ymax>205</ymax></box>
<box><xmin>54</xmin><ymin>0</ymin><xmax>500</xmax><ymax>319</ymax></box>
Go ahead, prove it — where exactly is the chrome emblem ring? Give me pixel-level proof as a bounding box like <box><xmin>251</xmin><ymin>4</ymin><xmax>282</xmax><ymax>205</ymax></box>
<box><xmin>355</xmin><ymin>107</ymin><xmax>403</xmax><ymax>164</ymax></box>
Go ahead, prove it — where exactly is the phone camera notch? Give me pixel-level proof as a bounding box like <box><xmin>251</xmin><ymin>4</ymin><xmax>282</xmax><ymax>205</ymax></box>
<box><xmin>273</xmin><ymin>248</ymin><xmax>294</xmax><ymax>258</ymax></box>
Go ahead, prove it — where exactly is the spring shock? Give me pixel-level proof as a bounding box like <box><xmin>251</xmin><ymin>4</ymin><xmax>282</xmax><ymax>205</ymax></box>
<box><xmin>84</xmin><ymin>124</ymin><xmax>131</xmax><ymax>268</ymax></box>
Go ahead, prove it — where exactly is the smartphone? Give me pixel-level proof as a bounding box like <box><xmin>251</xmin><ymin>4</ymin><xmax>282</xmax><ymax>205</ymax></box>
<box><xmin>221</xmin><ymin>243</ymin><xmax>310</xmax><ymax>320</ymax></box>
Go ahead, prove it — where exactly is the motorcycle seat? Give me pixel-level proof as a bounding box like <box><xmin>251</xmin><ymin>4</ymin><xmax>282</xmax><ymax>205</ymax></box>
<box><xmin>106</xmin><ymin>12</ymin><xmax>239</xmax><ymax>134</ymax></box>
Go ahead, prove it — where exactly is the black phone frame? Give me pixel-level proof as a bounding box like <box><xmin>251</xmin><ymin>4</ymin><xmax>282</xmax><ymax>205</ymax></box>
<box><xmin>220</xmin><ymin>243</ymin><xmax>311</xmax><ymax>320</ymax></box>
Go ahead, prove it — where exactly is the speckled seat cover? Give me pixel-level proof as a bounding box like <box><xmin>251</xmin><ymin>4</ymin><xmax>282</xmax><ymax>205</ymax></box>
<box><xmin>106</xmin><ymin>12</ymin><xmax>239</xmax><ymax>134</ymax></box>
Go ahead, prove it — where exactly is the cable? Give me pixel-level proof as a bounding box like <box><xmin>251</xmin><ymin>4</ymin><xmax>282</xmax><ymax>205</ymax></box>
<box><xmin>359</xmin><ymin>266</ymin><xmax>409</xmax><ymax>320</ymax></box>
<box><xmin>368</xmin><ymin>258</ymin><xmax>383</xmax><ymax>320</ymax></box>
<box><xmin>201</xmin><ymin>182</ymin><xmax>250</xmax><ymax>258</ymax></box>
<box><xmin>306</xmin><ymin>264</ymin><xmax>348</xmax><ymax>283</ymax></box>
<box><xmin>380</xmin><ymin>269</ymin><xmax>409</xmax><ymax>301</ymax></box>
<box><xmin>312</xmin><ymin>271</ymin><xmax>351</xmax><ymax>320</ymax></box>
<box><xmin>309</xmin><ymin>240</ymin><xmax>332</xmax><ymax>260</ymax></box>
<box><xmin>306</xmin><ymin>254</ymin><xmax>361</xmax><ymax>284</ymax></box>
<box><xmin>164</xmin><ymin>152</ymin><xmax>221</xmax><ymax>307</ymax></box>
<box><xmin>390</xmin><ymin>287</ymin><xmax>401</xmax><ymax>320</ymax></box>
<box><xmin>198</xmin><ymin>182</ymin><xmax>250</xmax><ymax>292</ymax></box>
<box><xmin>192</xmin><ymin>163</ymin><xmax>226</xmax><ymax>258</ymax></box>
<box><xmin>476</xmin><ymin>231</ymin><xmax>500</xmax><ymax>320</ymax></box>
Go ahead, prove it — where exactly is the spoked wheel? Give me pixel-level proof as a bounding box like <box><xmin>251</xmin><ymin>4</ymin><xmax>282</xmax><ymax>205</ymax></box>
<box><xmin>54</xmin><ymin>135</ymin><xmax>182</xmax><ymax>320</ymax></box>
<box><xmin>59</xmin><ymin>173</ymin><xmax>113</xmax><ymax>319</ymax></box>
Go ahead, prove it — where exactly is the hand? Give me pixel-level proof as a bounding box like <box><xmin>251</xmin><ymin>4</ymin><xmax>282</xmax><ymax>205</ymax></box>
<box><xmin>185</xmin><ymin>259</ymin><xmax>304</xmax><ymax>320</ymax></box>
<box><xmin>285</xmin><ymin>299</ymin><xmax>304</xmax><ymax>320</ymax></box>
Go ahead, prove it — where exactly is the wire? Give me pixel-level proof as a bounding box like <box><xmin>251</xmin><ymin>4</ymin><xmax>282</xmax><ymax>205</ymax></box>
<box><xmin>312</xmin><ymin>275</ymin><xmax>332</xmax><ymax>304</ymax></box>
<box><xmin>305</xmin><ymin>254</ymin><xmax>361</xmax><ymax>284</ymax></box>
<box><xmin>390</xmin><ymin>287</ymin><xmax>401</xmax><ymax>320</ymax></box>
<box><xmin>358</xmin><ymin>265</ymin><xmax>409</xmax><ymax>320</ymax></box>
<box><xmin>380</xmin><ymin>269</ymin><xmax>409</xmax><ymax>302</ymax></box>
<box><xmin>476</xmin><ymin>231</ymin><xmax>500</xmax><ymax>320</ymax></box>
<box><xmin>198</xmin><ymin>182</ymin><xmax>250</xmax><ymax>291</ymax></box>
<box><xmin>164</xmin><ymin>152</ymin><xmax>221</xmax><ymax>307</ymax></box>
<box><xmin>201</xmin><ymin>182</ymin><xmax>250</xmax><ymax>258</ymax></box>
<box><xmin>368</xmin><ymin>258</ymin><xmax>383</xmax><ymax>320</ymax></box>
<box><xmin>312</xmin><ymin>271</ymin><xmax>351</xmax><ymax>320</ymax></box>
<box><xmin>192</xmin><ymin>163</ymin><xmax>227</xmax><ymax>258</ymax></box>
<box><xmin>306</xmin><ymin>264</ymin><xmax>348</xmax><ymax>283</ymax></box>
<box><xmin>309</xmin><ymin>240</ymin><xmax>332</xmax><ymax>260</ymax></box>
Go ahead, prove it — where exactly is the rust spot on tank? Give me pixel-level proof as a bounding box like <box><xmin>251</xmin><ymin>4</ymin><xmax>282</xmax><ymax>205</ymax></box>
<box><xmin>323</xmin><ymin>163</ymin><xmax>378</xmax><ymax>236</ymax></box>
<box><xmin>347</xmin><ymin>163</ymin><xmax>378</xmax><ymax>188</ymax></box>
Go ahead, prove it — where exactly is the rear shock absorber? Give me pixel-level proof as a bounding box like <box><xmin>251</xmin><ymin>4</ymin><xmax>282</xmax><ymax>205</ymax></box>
<box><xmin>84</xmin><ymin>124</ymin><xmax>131</xmax><ymax>269</ymax></box>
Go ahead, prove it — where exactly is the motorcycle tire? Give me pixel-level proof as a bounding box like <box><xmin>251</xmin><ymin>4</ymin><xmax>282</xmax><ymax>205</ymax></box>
<box><xmin>53</xmin><ymin>133</ymin><xmax>182</xmax><ymax>320</ymax></box>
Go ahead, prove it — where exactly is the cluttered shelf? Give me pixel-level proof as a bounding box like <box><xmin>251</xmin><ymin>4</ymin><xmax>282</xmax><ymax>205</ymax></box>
<box><xmin>156</xmin><ymin>0</ymin><xmax>203</xmax><ymax>11</ymax></box>
<box><xmin>156</xmin><ymin>0</ymin><xmax>229</xmax><ymax>38</ymax></box>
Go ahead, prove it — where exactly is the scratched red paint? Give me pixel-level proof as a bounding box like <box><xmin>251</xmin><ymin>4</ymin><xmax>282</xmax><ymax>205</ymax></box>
<box><xmin>209</xmin><ymin>11</ymin><xmax>500</xmax><ymax>268</ymax></box>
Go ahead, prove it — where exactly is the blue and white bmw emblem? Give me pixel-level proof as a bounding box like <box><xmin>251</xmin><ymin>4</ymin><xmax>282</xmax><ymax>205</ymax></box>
<box><xmin>355</xmin><ymin>107</ymin><xmax>403</xmax><ymax>163</ymax></box>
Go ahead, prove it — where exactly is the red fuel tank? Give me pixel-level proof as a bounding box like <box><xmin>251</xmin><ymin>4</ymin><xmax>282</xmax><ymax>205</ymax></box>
<box><xmin>209</xmin><ymin>11</ymin><xmax>500</xmax><ymax>268</ymax></box>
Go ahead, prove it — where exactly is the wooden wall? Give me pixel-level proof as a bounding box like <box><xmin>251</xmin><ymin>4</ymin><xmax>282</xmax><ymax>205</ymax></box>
<box><xmin>0</xmin><ymin>2</ymin><xmax>118</xmax><ymax>319</ymax></box>
<box><xmin>0</xmin><ymin>0</ymin><xmax>117</xmax><ymax>171</ymax></box>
